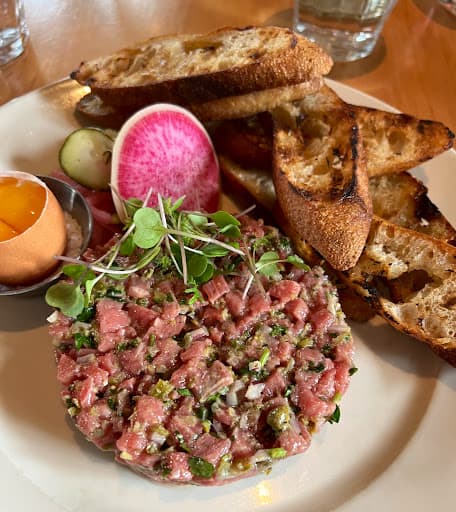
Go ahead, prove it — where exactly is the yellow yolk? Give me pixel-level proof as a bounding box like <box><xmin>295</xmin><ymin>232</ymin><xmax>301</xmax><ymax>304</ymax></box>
<box><xmin>0</xmin><ymin>177</ymin><xmax>46</xmax><ymax>241</ymax></box>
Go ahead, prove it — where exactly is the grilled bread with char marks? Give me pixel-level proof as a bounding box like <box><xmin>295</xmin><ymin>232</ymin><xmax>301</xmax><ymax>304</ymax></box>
<box><xmin>71</xmin><ymin>26</ymin><xmax>332</xmax><ymax>110</ymax></box>
<box><xmin>272</xmin><ymin>92</ymin><xmax>372</xmax><ymax>271</ymax></box>
<box><xmin>344</xmin><ymin>217</ymin><xmax>456</xmax><ymax>366</ymax></box>
<box><xmin>218</xmin><ymin>154</ymin><xmax>456</xmax><ymax>366</ymax></box>
<box><xmin>211</xmin><ymin>85</ymin><xmax>454</xmax><ymax>179</ymax></box>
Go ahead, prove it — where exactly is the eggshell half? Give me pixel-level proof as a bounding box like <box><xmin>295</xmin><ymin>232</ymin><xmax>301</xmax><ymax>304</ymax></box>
<box><xmin>0</xmin><ymin>171</ymin><xmax>67</xmax><ymax>286</ymax></box>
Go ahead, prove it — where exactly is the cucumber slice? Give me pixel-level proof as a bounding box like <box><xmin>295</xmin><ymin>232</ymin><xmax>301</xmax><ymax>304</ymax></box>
<box><xmin>59</xmin><ymin>128</ymin><xmax>115</xmax><ymax>190</ymax></box>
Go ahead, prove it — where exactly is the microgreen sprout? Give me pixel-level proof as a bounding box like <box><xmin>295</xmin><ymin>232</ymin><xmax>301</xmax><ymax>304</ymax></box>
<box><xmin>45</xmin><ymin>193</ymin><xmax>310</xmax><ymax>318</ymax></box>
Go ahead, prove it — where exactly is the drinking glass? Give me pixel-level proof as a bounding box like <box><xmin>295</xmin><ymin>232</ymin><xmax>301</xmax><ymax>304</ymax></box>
<box><xmin>0</xmin><ymin>0</ymin><xmax>29</xmax><ymax>65</ymax></box>
<box><xmin>293</xmin><ymin>0</ymin><xmax>398</xmax><ymax>62</ymax></box>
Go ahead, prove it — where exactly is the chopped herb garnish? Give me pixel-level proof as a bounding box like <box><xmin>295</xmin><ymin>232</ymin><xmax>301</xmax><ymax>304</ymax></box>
<box><xmin>107</xmin><ymin>397</ymin><xmax>117</xmax><ymax>410</ymax></box>
<box><xmin>74</xmin><ymin>332</ymin><xmax>96</xmax><ymax>350</ymax></box>
<box><xmin>328</xmin><ymin>404</ymin><xmax>341</xmax><ymax>424</ymax></box>
<box><xmin>175</xmin><ymin>432</ymin><xmax>190</xmax><ymax>452</ymax></box>
<box><xmin>349</xmin><ymin>367</ymin><xmax>358</xmax><ymax>376</ymax></box>
<box><xmin>196</xmin><ymin>406</ymin><xmax>209</xmax><ymax>421</ymax></box>
<box><xmin>284</xmin><ymin>385</ymin><xmax>294</xmax><ymax>398</ymax></box>
<box><xmin>116</xmin><ymin>338</ymin><xmax>140</xmax><ymax>352</ymax></box>
<box><xmin>268</xmin><ymin>448</ymin><xmax>287</xmax><ymax>459</ymax></box>
<box><xmin>105</xmin><ymin>286</ymin><xmax>125</xmax><ymax>301</ymax></box>
<box><xmin>270</xmin><ymin>324</ymin><xmax>287</xmax><ymax>337</ymax></box>
<box><xmin>76</xmin><ymin>305</ymin><xmax>95</xmax><ymax>322</ymax></box>
<box><xmin>149</xmin><ymin>379</ymin><xmax>174</xmax><ymax>400</ymax></box>
<box><xmin>259</xmin><ymin>347</ymin><xmax>271</xmax><ymax>368</ymax></box>
<box><xmin>188</xmin><ymin>456</ymin><xmax>215</xmax><ymax>479</ymax></box>
<box><xmin>177</xmin><ymin>388</ymin><xmax>192</xmax><ymax>397</ymax></box>
<box><xmin>307</xmin><ymin>361</ymin><xmax>325</xmax><ymax>373</ymax></box>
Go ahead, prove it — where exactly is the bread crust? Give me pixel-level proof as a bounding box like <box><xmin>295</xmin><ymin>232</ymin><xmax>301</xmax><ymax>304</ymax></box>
<box><xmin>71</xmin><ymin>26</ymin><xmax>333</xmax><ymax>108</ymax></box>
<box><xmin>272</xmin><ymin>97</ymin><xmax>372</xmax><ymax>271</ymax></box>
<box><xmin>187</xmin><ymin>78</ymin><xmax>323</xmax><ymax>121</ymax></box>
<box><xmin>354</xmin><ymin>106</ymin><xmax>455</xmax><ymax>177</ymax></box>
<box><xmin>344</xmin><ymin>216</ymin><xmax>456</xmax><ymax>366</ymax></box>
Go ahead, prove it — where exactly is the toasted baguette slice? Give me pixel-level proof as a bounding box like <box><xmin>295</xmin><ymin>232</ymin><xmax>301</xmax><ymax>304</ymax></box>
<box><xmin>272</xmin><ymin>93</ymin><xmax>372</xmax><ymax>271</ymax></box>
<box><xmin>294</xmin><ymin>85</ymin><xmax>454</xmax><ymax>176</ymax></box>
<box><xmin>76</xmin><ymin>78</ymin><xmax>324</xmax><ymax>128</ymax></box>
<box><xmin>71</xmin><ymin>26</ymin><xmax>332</xmax><ymax>109</ymax></box>
<box><xmin>187</xmin><ymin>78</ymin><xmax>323</xmax><ymax>121</ymax></box>
<box><xmin>344</xmin><ymin>216</ymin><xmax>456</xmax><ymax>366</ymax></box>
<box><xmin>354</xmin><ymin>106</ymin><xmax>455</xmax><ymax>177</ymax></box>
<box><xmin>212</xmin><ymin>85</ymin><xmax>454</xmax><ymax>179</ymax></box>
<box><xmin>218</xmin><ymin>154</ymin><xmax>456</xmax><ymax>332</ymax></box>
<box><xmin>369</xmin><ymin>173</ymin><xmax>456</xmax><ymax>244</ymax></box>
<box><xmin>220</xmin><ymin>155</ymin><xmax>456</xmax><ymax>365</ymax></box>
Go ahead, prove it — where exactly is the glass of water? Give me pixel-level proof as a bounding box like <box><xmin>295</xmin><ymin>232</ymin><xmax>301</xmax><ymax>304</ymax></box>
<box><xmin>0</xmin><ymin>0</ymin><xmax>29</xmax><ymax>65</ymax></box>
<box><xmin>293</xmin><ymin>0</ymin><xmax>398</xmax><ymax>62</ymax></box>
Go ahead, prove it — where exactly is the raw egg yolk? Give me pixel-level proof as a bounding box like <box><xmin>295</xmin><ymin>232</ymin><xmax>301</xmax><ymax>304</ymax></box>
<box><xmin>0</xmin><ymin>177</ymin><xmax>46</xmax><ymax>241</ymax></box>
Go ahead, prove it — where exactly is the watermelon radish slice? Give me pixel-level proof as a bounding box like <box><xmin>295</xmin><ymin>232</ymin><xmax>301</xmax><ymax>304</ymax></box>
<box><xmin>111</xmin><ymin>104</ymin><xmax>220</xmax><ymax>219</ymax></box>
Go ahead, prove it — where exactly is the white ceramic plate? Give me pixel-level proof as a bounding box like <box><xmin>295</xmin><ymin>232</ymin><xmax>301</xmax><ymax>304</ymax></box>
<box><xmin>0</xmin><ymin>80</ymin><xmax>454</xmax><ymax>512</ymax></box>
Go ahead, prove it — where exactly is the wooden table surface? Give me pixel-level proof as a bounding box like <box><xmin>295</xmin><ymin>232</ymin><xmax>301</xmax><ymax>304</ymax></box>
<box><xmin>1</xmin><ymin>0</ymin><xmax>455</xmax><ymax>132</ymax></box>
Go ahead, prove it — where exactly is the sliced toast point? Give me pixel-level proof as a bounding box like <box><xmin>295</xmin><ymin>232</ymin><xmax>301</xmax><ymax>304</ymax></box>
<box><xmin>344</xmin><ymin>216</ymin><xmax>456</xmax><ymax>366</ymax></box>
<box><xmin>76</xmin><ymin>79</ymin><xmax>324</xmax><ymax>128</ymax></box>
<box><xmin>272</xmin><ymin>93</ymin><xmax>372</xmax><ymax>271</ymax></box>
<box><xmin>187</xmin><ymin>78</ymin><xmax>323</xmax><ymax>121</ymax></box>
<box><xmin>354</xmin><ymin>106</ymin><xmax>455</xmax><ymax>177</ymax></box>
<box><xmin>369</xmin><ymin>173</ymin><xmax>456</xmax><ymax>244</ymax></box>
<box><xmin>71</xmin><ymin>26</ymin><xmax>333</xmax><ymax>109</ymax></box>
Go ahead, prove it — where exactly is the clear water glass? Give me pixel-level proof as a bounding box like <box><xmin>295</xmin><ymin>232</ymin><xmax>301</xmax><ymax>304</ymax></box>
<box><xmin>293</xmin><ymin>0</ymin><xmax>398</xmax><ymax>62</ymax></box>
<box><xmin>0</xmin><ymin>0</ymin><xmax>29</xmax><ymax>65</ymax></box>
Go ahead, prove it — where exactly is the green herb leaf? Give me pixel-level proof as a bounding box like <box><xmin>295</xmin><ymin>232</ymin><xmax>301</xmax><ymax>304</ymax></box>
<box><xmin>197</xmin><ymin>261</ymin><xmax>214</xmax><ymax>284</ymax></box>
<box><xmin>219</xmin><ymin>224</ymin><xmax>241</xmax><ymax>238</ymax></box>
<box><xmin>286</xmin><ymin>254</ymin><xmax>310</xmax><ymax>271</ymax></box>
<box><xmin>188</xmin><ymin>456</ymin><xmax>215</xmax><ymax>479</ymax></box>
<box><xmin>84</xmin><ymin>277</ymin><xmax>99</xmax><ymax>307</ymax></box>
<box><xmin>133</xmin><ymin>208</ymin><xmax>164</xmax><ymax>249</ymax></box>
<box><xmin>210</xmin><ymin>211</ymin><xmax>240</xmax><ymax>229</ymax></box>
<box><xmin>177</xmin><ymin>388</ymin><xmax>192</xmax><ymax>397</ymax></box>
<box><xmin>328</xmin><ymin>404</ymin><xmax>341</xmax><ymax>424</ymax></box>
<box><xmin>124</xmin><ymin>197</ymin><xmax>144</xmax><ymax>220</ymax></box>
<box><xmin>349</xmin><ymin>367</ymin><xmax>358</xmax><ymax>376</ymax></box>
<box><xmin>45</xmin><ymin>283</ymin><xmax>84</xmax><ymax>318</ymax></box>
<box><xmin>62</xmin><ymin>264</ymin><xmax>86</xmax><ymax>280</ymax></box>
<box><xmin>187</xmin><ymin>253</ymin><xmax>208</xmax><ymax>278</ymax></box>
<box><xmin>120</xmin><ymin>234</ymin><xmax>135</xmax><ymax>256</ymax></box>
<box><xmin>171</xmin><ymin>196</ymin><xmax>185</xmax><ymax>212</ymax></box>
<box><xmin>188</xmin><ymin>213</ymin><xmax>207</xmax><ymax>227</ymax></box>
<box><xmin>201</xmin><ymin>244</ymin><xmax>229</xmax><ymax>258</ymax></box>
<box><xmin>210</xmin><ymin>211</ymin><xmax>241</xmax><ymax>238</ymax></box>
<box><xmin>74</xmin><ymin>332</ymin><xmax>96</xmax><ymax>350</ymax></box>
<box><xmin>255</xmin><ymin>251</ymin><xmax>280</xmax><ymax>276</ymax></box>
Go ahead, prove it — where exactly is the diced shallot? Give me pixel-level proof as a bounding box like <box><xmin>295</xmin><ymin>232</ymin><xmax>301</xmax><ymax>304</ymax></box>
<box><xmin>245</xmin><ymin>383</ymin><xmax>265</xmax><ymax>400</ymax></box>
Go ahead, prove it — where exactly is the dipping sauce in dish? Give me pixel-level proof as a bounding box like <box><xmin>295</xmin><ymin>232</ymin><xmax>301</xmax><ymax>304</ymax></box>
<box><xmin>0</xmin><ymin>171</ymin><xmax>67</xmax><ymax>286</ymax></box>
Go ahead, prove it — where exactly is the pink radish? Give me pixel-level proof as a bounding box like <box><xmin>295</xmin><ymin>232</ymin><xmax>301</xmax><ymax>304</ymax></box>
<box><xmin>111</xmin><ymin>104</ymin><xmax>220</xmax><ymax>218</ymax></box>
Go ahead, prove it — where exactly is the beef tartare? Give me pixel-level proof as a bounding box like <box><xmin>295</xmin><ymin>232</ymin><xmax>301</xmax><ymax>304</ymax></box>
<box><xmin>48</xmin><ymin>208</ymin><xmax>355</xmax><ymax>485</ymax></box>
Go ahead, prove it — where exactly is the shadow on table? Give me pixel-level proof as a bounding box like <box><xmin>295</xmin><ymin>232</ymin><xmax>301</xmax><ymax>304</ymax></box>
<box><xmin>413</xmin><ymin>0</ymin><xmax>456</xmax><ymax>29</ymax></box>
